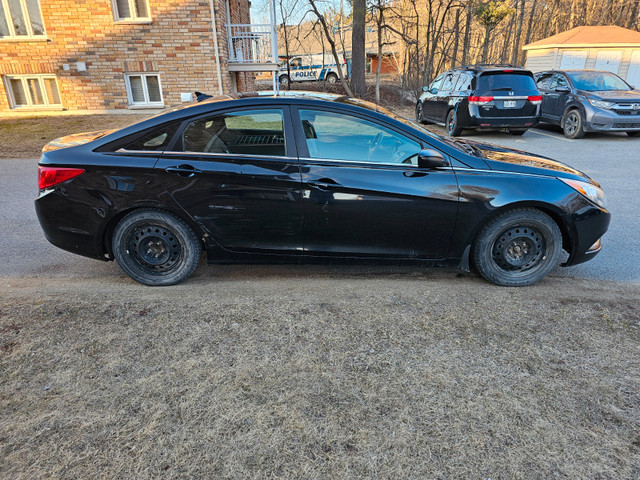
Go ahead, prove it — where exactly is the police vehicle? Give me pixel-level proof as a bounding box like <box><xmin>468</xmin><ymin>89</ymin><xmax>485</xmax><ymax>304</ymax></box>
<box><xmin>279</xmin><ymin>53</ymin><xmax>349</xmax><ymax>85</ymax></box>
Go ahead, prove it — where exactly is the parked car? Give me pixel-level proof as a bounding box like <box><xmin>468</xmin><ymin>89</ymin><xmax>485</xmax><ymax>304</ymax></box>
<box><xmin>36</xmin><ymin>92</ymin><xmax>609</xmax><ymax>287</ymax></box>
<box><xmin>416</xmin><ymin>64</ymin><xmax>542</xmax><ymax>136</ymax></box>
<box><xmin>278</xmin><ymin>53</ymin><xmax>348</xmax><ymax>86</ymax></box>
<box><xmin>535</xmin><ymin>69</ymin><xmax>640</xmax><ymax>138</ymax></box>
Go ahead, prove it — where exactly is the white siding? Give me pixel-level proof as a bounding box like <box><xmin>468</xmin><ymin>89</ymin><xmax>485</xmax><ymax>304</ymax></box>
<box><xmin>524</xmin><ymin>49</ymin><xmax>556</xmax><ymax>72</ymax></box>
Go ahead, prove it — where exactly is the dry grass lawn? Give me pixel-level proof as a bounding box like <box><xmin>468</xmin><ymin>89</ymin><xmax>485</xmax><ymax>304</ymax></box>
<box><xmin>1</xmin><ymin>272</ymin><xmax>639</xmax><ymax>479</ymax></box>
<box><xmin>0</xmin><ymin>114</ymin><xmax>148</xmax><ymax>159</ymax></box>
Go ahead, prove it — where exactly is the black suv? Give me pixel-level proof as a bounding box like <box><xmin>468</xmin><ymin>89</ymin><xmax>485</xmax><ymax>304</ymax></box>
<box><xmin>416</xmin><ymin>64</ymin><xmax>542</xmax><ymax>136</ymax></box>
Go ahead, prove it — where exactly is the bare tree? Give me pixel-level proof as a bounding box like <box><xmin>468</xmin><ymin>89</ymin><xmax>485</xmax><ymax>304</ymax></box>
<box><xmin>352</xmin><ymin>0</ymin><xmax>366</xmax><ymax>97</ymax></box>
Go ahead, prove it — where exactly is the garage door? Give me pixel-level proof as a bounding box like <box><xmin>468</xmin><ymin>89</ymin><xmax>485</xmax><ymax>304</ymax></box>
<box><xmin>560</xmin><ymin>50</ymin><xmax>588</xmax><ymax>69</ymax></box>
<box><xmin>594</xmin><ymin>50</ymin><xmax>622</xmax><ymax>74</ymax></box>
<box><xmin>627</xmin><ymin>50</ymin><xmax>640</xmax><ymax>88</ymax></box>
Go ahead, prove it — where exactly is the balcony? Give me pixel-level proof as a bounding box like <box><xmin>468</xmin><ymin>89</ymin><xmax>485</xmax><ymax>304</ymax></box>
<box><xmin>226</xmin><ymin>23</ymin><xmax>279</xmax><ymax>72</ymax></box>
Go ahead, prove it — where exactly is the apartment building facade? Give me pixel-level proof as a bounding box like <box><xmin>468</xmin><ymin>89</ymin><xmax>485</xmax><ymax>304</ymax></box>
<box><xmin>0</xmin><ymin>0</ymin><xmax>278</xmax><ymax>111</ymax></box>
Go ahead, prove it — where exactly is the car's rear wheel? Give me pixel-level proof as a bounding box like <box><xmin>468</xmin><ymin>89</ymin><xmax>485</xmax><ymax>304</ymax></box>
<box><xmin>626</xmin><ymin>131</ymin><xmax>640</xmax><ymax>137</ymax></box>
<box><xmin>112</xmin><ymin>209</ymin><xmax>202</xmax><ymax>286</ymax></box>
<box><xmin>508</xmin><ymin>128</ymin><xmax>527</xmax><ymax>136</ymax></box>
<box><xmin>562</xmin><ymin>109</ymin><xmax>585</xmax><ymax>139</ymax></box>
<box><xmin>446</xmin><ymin>109</ymin><xmax>463</xmax><ymax>136</ymax></box>
<box><xmin>471</xmin><ymin>208</ymin><xmax>562</xmax><ymax>287</ymax></box>
<box><xmin>325</xmin><ymin>73</ymin><xmax>338</xmax><ymax>84</ymax></box>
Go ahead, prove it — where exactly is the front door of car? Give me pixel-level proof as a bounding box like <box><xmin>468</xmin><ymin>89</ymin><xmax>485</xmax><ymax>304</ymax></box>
<box><xmin>155</xmin><ymin>106</ymin><xmax>303</xmax><ymax>252</ymax></box>
<box><xmin>292</xmin><ymin>107</ymin><xmax>459</xmax><ymax>258</ymax></box>
<box><xmin>421</xmin><ymin>74</ymin><xmax>444</xmax><ymax>120</ymax></box>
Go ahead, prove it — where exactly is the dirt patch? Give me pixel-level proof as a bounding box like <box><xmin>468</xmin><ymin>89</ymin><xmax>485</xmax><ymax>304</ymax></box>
<box><xmin>1</xmin><ymin>274</ymin><xmax>639</xmax><ymax>478</ymax></box>
<box><xmin>0</xmin><ymin>114</ymin><xmax>149</xmax><ymax>159</ymax></box>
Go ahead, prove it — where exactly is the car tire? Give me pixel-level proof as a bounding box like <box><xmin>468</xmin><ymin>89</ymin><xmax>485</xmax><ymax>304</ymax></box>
<box><xmin>112</xmin><ymin>209</ymin><xmax>202</xmax><ymax>286</ymax></box>
<box><xmin>508</xmin><ymin>128</ymin><xmax>527</xmax><ymax>136</ymax></box>
<box><xmin>325</xmin><ymin>73</ymin><xmax>338</xmax><ymax>84</ymax></box>
<box><xmin>446</xmin><ymin>109</ymin><xmax>463</xmax><ymax>136</ymax></box>
<box><xmin>279</xmin><ymin>74</ymin><xmax>290</xmax><ymax>86</ymax></box>
<box><xmin>471</xmin><ymin>208</ymin><xmax>562</xmax><ymax>287</ymax></box>
<box><xmin>626</xmin><ymin>131</ymin><xmax>640</xmax><ymax>137</ymax></box>
<box><xmin>562</xmin><ymin>109</ymin><xmax>585</xmax><ymax>139</ymax></box>
<box><xmin>416</xmin><ymin>102</ymin><xmax>426</xmax><ymax>124</ymax></box>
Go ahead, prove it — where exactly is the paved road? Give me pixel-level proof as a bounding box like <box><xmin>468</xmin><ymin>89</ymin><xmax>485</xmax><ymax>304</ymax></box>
<box><xmin>1</xmin><ymin>125</ymin><xmax>638</xmax><ymax>284</ymax></box>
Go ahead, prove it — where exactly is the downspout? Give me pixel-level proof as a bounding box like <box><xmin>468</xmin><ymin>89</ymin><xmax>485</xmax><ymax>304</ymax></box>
<box><xmin>209</xmin><ymin>0</ymin><xmax>225</xmax><ymax>95</ymax></box>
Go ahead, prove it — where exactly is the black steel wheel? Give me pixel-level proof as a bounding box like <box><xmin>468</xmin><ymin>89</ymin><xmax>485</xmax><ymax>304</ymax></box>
<box><xmin>562</xmin><ymin>109</ymin><xmax>585</xmax><ymax>139</ymax></box>
<box><xmin>471</xmin><ymin>208</ymin><xmax>562</xmax><ymax>286</ymax></box>
<box><xmin>112</xmin><ymin>209</ymin><xmax>202</xmax><ymax>286</ymax></box>
<box><xmin>446</xmin><ymin>109</ymin><xmax>463</xmax><ymax>136</ymax></box>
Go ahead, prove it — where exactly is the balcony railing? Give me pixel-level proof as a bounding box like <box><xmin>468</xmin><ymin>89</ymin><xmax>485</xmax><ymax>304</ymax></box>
<box><xmin>227</xmin><ymin>24</ymin><xmax>279</xmax><ymax>71</ymax></box>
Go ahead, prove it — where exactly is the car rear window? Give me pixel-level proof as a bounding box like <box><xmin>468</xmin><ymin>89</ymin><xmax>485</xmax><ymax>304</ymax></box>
<box><xmin>476</xmin><ymin>72</ymin><xmax>537</xmax><ymax>92</ymax></box>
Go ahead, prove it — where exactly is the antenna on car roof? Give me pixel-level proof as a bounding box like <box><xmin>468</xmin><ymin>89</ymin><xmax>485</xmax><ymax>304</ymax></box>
<box><xmin>194</xmin><ymin>91</ymin><xmax>213</xmax><ymax>102</ymax></box>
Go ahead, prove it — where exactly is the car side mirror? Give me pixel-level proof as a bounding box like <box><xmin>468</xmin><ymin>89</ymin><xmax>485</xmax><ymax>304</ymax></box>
<box><xmin>422</xmin><ymin>86</ymin><xmax>429</xmax><ymax>92</ymax></box>
<box><xmin>417</xmin><ymin>149</ymin><xmax>447</xmax><ymax>169</ymax></box>
<box><xmin>555</xmin><ymin>86</ymin><xmax>570</xmax><ymax>93</ymax></box>
<box><xmin>430</xmin><ymin>88</ymin><xmax>438</xmax><ymax>94</ymax></box>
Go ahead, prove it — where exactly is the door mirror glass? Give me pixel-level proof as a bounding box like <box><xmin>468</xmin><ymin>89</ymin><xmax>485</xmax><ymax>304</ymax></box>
<box><xmin>417</xmin><ymin>149</ymin><xmax>446</xmax><ymax>169</ymax></box>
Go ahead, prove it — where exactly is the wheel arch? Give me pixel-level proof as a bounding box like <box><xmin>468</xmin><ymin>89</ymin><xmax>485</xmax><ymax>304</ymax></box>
<box><xmin>463</xmin><ymin>201</ymin><xmax>573</xmax><ymax>258</ymax></box>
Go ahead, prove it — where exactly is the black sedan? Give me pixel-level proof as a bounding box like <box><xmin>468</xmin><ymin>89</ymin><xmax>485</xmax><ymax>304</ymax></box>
<box><xmin>36</xmin><ymin>92</ymin><xmax>610</xmax><ymax>286</ymax></box>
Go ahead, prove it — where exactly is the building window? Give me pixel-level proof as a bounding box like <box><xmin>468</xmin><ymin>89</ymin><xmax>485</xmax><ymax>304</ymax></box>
<box><xmin>124</xmin><ymin>74</ymin><xmax>163</xmax><ymax>107</ymax></box>
<box><xmin>0</xmin><ymin>0</ymin><xmax>45</xmax><ymax>39</ymax></box>
<box><xmin>112</xmin><ymin>0</ymin><xmax>150</xmax><ymax>21</ymax></box>
<box><xmin>4</xmin><ymin>74</ymin><xmax>61</xmax><ymax>108</ymax></box>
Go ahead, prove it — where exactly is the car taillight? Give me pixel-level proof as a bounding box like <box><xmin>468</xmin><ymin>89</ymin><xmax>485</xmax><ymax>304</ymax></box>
<box><xmin>38</xmin><ymin>166</ymin><xmax>85</xmax><ymax>189</ymax></box>
<box><xmin>468</xmin><ymin>95</ymin><xmax>494</xmax><ymax>105</ymax></box>
<box><xmin>528</xmin><ymin>95</ymin><xmax>543</xmax><ymax>105</ymax></box>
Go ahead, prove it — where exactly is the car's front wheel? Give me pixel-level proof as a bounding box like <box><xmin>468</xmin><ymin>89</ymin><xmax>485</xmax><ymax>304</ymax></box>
<box><xmin>416</xmin><ymin>102</ymin><xmax>427</xmax><ymax>124</ymax></box>
<box><xmin>471</xmin><ymin>208</ymin><xmax>562</xmax><ymax>287</ymax></box>
<box><xmin>112</xmin><ymin>209</ymin><xmax>202</xmax><ymax>286</ymax></box>
<box><xmin>279</xmin><ymin>74</ymin><xmax>290</xmax><ymax>86</ymax></box>
<box><xmin>562</xmin><ymin>109</ymin><xmax>585</xmax><ymax>139</ymax></box>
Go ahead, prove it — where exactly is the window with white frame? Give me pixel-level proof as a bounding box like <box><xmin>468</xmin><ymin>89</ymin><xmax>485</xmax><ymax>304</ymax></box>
<box><xmin>124</xmin><ymin>74</ymin><xmax>163</xmax><ymax>107</ymax></box>
<box><xmin>112</xmin><ymin>0</ymin><xmax>150</xmax><ymax>21</ymax></box>
<box><xmin>0</xmin><ymin>0</ymin><xmax>45</xmax><ymax>39</ymax></box>
<box><xmin>4</xmin><ymin>74</ymin><xmax>61</xmax><ymax>108</ymax></box>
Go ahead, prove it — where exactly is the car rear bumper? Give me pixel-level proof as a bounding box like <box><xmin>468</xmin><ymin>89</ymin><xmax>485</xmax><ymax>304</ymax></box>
<box><xmin>467</xmin><ymin>115</ymin><xmax>539</xmax><ymax>129</ymax></box>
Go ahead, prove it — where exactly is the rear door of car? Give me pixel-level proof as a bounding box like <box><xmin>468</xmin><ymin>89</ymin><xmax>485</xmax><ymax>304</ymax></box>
<box><xmin>291</xmin><ymin>106</ymin><xmax>459</xmax><ymax>258</ymax></box>
<box><xmin>434</xmin><ymin>72</ymin><xmax>459</xmax><ymax>121</ymax></box>
<box><xmin>421</xmin><ymin>74</ymin><xmax>445</xmax><ymax>121</ymax></box>
<box><xmin>155</xmin><ymin>105</ymin><xmax>303</xmax><ymax>253</ymax></box>
<box><xmin>545</xmin><ymin>74</ymin><xmax>571</xmax><ymax>121</ymax></box>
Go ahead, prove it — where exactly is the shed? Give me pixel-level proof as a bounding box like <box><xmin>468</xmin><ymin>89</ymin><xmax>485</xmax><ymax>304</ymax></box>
<box><xmin>523</xmin><ymin>26</ymin><xmax>640</xmax><ymax>87</ymax></box>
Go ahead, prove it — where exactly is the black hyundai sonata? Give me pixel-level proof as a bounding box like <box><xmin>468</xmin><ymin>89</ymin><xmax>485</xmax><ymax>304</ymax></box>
<box><xmin>36</xmin><ymin>92</ymin><xmax>610</xmax><ymax>286</ymax></box>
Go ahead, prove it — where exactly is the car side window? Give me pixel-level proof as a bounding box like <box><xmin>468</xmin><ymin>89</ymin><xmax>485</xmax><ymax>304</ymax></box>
<box><xmin>536</xmin><ymin>74</ymin><xmax>553</xmax><ymax>90</ymax></box>
<box><xmin>454</xmin><ymin>73</ymin><xmax>472</xmax><ymax>92</ymax></box>
<box><xmin>429</xmin><ymin>74</ymin><xmax>444</xmax><ymax>93</ymax></box>
<box><xmin>299</xmin><ymin>109</ymin><xmax>422</xmax><ymax>165</ymax></box>
<box><xmin>181</xmin><ymin>109</ymin><xmax>286</xmax><ymax>156</ymax></box>
<box><xmin>440</xmin><ymin>73</ymin><xmax>459</xmax><ymax>93</ymax></box>
<box><xmin>550</xmin><ymin>74</ymin><xmax>568</xmax><ymax>90</ymax></box>
<box><xmin>121</xmin><ymin>122</ymin><xmax>181</xmax><ymax>151</ymax></box>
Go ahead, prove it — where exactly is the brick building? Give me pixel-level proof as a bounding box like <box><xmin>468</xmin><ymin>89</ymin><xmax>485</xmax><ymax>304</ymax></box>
<box><xmin>0</xmin><ymin>0</ymin><xmax>278</xmax><ymax>112</ymax></box>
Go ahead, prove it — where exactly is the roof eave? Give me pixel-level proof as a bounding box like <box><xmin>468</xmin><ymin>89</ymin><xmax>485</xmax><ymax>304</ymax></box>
<box><xmin>524</xmin><ymin>43</ymin><xmax>640</xmax><ymax>50</ymax></box>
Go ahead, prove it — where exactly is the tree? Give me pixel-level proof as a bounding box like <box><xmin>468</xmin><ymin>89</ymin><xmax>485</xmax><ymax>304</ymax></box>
<box><xmin>473</xmin><ymin>0</ymin><xmax>515</xmax><ymax>63</ymax></box>
<box><xmin>351</xmin><ymin>0</ymin><xmax>366</xmax><ymax>97</ymax></box>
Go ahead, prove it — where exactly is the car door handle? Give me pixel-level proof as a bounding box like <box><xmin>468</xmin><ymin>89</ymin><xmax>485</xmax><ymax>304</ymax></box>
<box><xmin>307</xmin><ymin>178</ymin><xmax>342</xmax><ymax>190</ymax></box>
<box><xmin>165</xmin><ymin>164</ymin><xmax>202</xmax><ymax>177</ymax></box>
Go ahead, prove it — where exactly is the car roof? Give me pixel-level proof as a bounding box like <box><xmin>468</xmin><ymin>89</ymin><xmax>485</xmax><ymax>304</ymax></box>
<box><xmin>449</xmin><ymin>64</ymin><xmax>531</xmax><ymax>74</ymax></box>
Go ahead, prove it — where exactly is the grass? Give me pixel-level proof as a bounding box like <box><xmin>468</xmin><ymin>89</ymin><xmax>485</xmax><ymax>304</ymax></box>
<box><xmin>0</xmin><ymin>114</ymin><xmax>149</xmax><ymax>159</ymax></box>
<box><xmin>1</xmin><ymin>272</ymin><xmax>639</xmax><ymax>478</ymax></box>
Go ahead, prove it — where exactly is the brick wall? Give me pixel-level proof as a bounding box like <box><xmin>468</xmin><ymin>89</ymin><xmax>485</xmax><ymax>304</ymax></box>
<box><xmin>0</xmin><ymin>0</ymin><xmax>251</xmax><ymax>111</ymax></box>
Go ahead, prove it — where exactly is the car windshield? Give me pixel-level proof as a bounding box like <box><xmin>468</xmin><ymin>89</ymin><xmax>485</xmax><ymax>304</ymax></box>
<box><xmin>476</xmin><ymin>72</ymin><xmax>537</xmax><ymax>92</ymax></box>
<box><xmin>567</xmin><ymin>71</ymin><xmax>630</xmax><ymax>91</ymax></box>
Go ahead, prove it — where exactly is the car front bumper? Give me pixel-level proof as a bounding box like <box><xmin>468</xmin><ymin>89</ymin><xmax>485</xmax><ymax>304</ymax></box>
<box><xmin>584</xmin><ymin>104</ymin><xmax>640</xmax><ymax>132</ymax></box>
